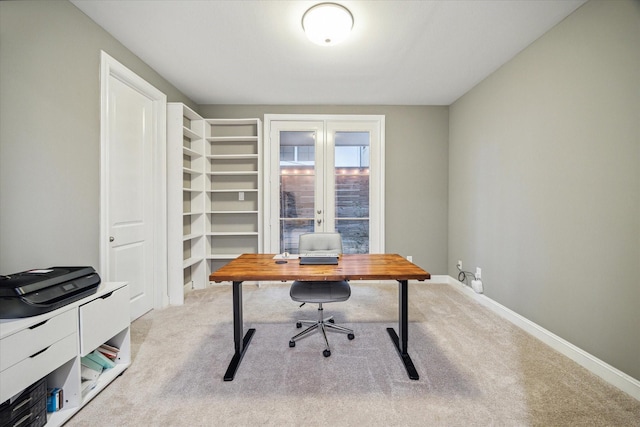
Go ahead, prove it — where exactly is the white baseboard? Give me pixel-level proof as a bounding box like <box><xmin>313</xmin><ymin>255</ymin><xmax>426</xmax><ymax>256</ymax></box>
<box><xmin>437</xmin><ymin>276</ymin><xmax>639</xmax><ymax>401</ymax></box>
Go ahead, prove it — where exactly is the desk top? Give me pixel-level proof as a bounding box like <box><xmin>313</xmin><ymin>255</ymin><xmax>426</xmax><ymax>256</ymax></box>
<box><xmin>209</xmin><ymin>254</ymin><xmax>430</xmax><ymax>282</ymax></box>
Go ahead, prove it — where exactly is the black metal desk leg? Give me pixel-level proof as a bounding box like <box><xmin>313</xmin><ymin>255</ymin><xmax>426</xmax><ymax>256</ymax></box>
<box><xmin>223</xmin><ymin>281</ymin><xmax>255</xmax><ymax>381</ymax></box>
<box><xmin>386</xmin><ymin>279</ymin><xmax>419</xmax><ymax>380</ymax></box>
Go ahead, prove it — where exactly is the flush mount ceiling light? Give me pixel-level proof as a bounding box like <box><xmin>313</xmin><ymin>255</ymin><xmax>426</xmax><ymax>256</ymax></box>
<box><xmin>302</xmin><ymin>2</ymin><xmax>354</xmax><ymax>46</ymax></box>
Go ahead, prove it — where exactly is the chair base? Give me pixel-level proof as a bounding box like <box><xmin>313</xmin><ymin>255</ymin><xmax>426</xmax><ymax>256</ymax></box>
<box><xmin>289</xmin><ymin>303</ymin><xmax>354</xmax><ymax>357</ymax></box>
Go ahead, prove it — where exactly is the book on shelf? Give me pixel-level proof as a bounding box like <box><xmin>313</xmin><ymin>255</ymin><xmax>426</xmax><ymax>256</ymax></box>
<box><xmin>47</xmin><ymin>387</ymin><xmax>64</xmax><ymax>412</ymax></box>
<box><xmin>80</xmin><ymin>363</ymin><xmax>101</xmax><ymax>382</ymax></box>
<box><xmin>99</xmin><ymin>343</ymin><xmax>120</xmax><ymax>353</ymax></box>
<box><xmin>81</xmin><ymin>356</ymin><xmax>103</xmax><ymax>373</ymax></box>
<box><xmin>85</xmin><ymin>350</ymin><xmax>116</xmax><ymax>369</ymax></box>
<box><xmin>98</xmin><ymin>343</ymin><xmax>120</xmax><ymax>359</ymax></box>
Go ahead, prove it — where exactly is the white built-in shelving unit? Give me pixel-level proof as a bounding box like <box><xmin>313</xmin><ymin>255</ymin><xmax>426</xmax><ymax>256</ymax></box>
<box><xmin>167</xmin><ymin>103</ymin><xmax>206</xmax><ymax>305</ymax></box>
<box><xmin>205</xmin><ymin>118</ymin><xmax>262</xmax><ymax>275</ymax></box>
<box><xmin>168</xmin><ymin>104</ymin><xmax>262</xmax><ymax>303</ymax></box>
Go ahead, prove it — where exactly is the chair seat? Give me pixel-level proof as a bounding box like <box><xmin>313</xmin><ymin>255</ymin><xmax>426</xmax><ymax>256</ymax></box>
<box><xmin>290</xmin><ymin>280</ymin><xmax>351</xmax><ymax>304</ymax></box>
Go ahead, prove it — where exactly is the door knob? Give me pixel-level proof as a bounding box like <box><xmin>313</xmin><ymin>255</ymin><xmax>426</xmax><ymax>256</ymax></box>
<box><xmin>109</xmin><ymin>236</ymin><xmax>115</xmax><ymax>242</ymax></box>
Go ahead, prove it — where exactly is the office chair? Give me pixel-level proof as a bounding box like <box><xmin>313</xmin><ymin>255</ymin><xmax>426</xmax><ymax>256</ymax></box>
<box><xmin>288</xmin><ymin>232</ymin><xmax>355</xmax><ymax>357</ymax></box>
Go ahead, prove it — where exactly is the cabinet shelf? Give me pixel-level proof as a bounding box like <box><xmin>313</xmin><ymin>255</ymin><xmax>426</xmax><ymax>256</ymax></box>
<box><xmin>207</xmin><ymin>171</ymin><xmax>258</xmax><ymax>176</ymax></box>
<box><xmin>207</xmin><ymin>136</ymin><xmax>258</xmax><ymax>143</ymax></box>
<box><xmin>207</xmin><ymin>254</ymin><xmax>241</xmax><ymax>260</ymax></box>
<box><xmin>208</xmin><ymin>231</ymin><xmax>259</xmax><ymax>236</ymax></box>
<box><xmin>207</xmin><ymin>154</ymin><xmax>258</xmax><ymax>160</ymax></box>
<box><xmin>183</xmin><ymin>146</ymin><xmax>202</xmax><ymax>158</ymax></box>
<box><xmin>81</xmin><ymin>362</ymin><xmax>127</xmax><ymax>398</ymax></box>
<box><xmin>209</xmin><ymin>210</ymin><xmax>258</xmax><ymax>214</ymax></box>
<box><xmin>205</xmin><ymin>118</ymin><xmax>258</xmax><ymax>126</ymax></box>
<box><xmin>207</xmin><ymin>188</ymin><xmax>258</xmax><ymax>193</ymax></box>
<box><xmin>183</xmin><ymin>233</ymin><xmax>202</xmax><ymax>242</ymax></box>
<box><xmin>182</xmin><ymin>126</ymin><xmax>201</xmax><ymax>141</ymax></box>
<box><xmin>48</xmin><ymin>355</ymin><xmax>129</xmax><ymax>426</ymax></box>
<box><xmin>47</xmin><ymin>404</ymin><xmax>79</xmax><ymax>427</ymax></box>
<box><xmin>183</xmin><ymin>256</ymin><xmax>204</xmax><ymax>269</ymax></box>
<box><xmin>183</xmin><ymin>167</ymin><xmax>203</xmax><ymax>175</ymax></box>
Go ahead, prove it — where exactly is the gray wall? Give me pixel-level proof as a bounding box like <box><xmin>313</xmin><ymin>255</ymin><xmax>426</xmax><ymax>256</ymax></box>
<box><xmin>449</xmin><ymin>0</ymin><xmax>639</xmax><ymax>380</ymax></box>
<box><xmin>198</xmin><ymin>105</ymin><xmax>449</xmax><ymax>273</ymax></box>
<box><xmin>0</xmin><ymin>0</ymin><xmax>195</xmax><ymax>273</ymax></box>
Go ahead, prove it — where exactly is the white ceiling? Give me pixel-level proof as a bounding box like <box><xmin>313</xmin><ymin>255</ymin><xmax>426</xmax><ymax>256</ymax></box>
<box><xmin>71</xmin><ymin>0</ymin><xmax>586</xmax><ymax>106</ymax></box>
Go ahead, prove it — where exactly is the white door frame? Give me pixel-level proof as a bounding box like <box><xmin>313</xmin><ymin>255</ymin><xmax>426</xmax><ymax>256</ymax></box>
<box><xmin>264</xmin><ymin>114</ymin><xmax>385</xmax><ymax>254</ymax></box>
<box><xmin>99</xmin><ymin>51</ymin><xmax>168</xmax><ymax>311</ymax></box>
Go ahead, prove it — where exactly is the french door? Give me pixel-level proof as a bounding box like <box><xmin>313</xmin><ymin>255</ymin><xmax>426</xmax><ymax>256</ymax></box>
<box><xmin>265</xmin><ymin>115</ymin><xmax>384</xmax><ymax>254</ymax></box>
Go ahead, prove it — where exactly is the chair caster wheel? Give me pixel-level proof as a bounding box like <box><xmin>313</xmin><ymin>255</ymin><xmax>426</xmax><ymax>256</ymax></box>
<box><xmin>328</xmin><ymin>319</ymin><xmax>335</xmax><ymax>324</ymax></box>
<box><xmin>296</xmin><ymin>322</ymin><xmax>302</xmax><ymax>328</ymax></box>
<box><xmin>289</xmin><ymin>340</ymin><xmax>295</xmax><ymax>348</ymax></box>
<box><xmin>348</xmin><ymin>333</ymin><xmax>355</xmax><ymax>340</ymax></box>
<box><xmin>323</xmin><ymin>349</ymin><xmax>331</xmax><ymax>357</ymax></box>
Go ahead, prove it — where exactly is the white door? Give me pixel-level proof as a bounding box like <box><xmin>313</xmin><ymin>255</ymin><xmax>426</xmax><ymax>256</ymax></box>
<box><xmin>266</xmin><ymin>115</ymin><xmax>385</xmax><ymax>254</ymax></box>
<box><xmin>100</xmin><ymin>52</ymin><xmax>167</xmax><ymax>320</ymax></box>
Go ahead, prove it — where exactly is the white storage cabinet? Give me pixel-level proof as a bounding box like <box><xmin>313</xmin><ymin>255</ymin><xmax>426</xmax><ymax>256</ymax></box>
<box><xmin>0</xmin><ymin>282</ymin><xmax>130</xmax><ymax>426</ymax></box>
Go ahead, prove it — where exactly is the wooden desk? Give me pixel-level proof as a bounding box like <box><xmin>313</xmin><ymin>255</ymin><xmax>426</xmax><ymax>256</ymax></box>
<box><xmin>209</xmin><ymin>253</ymin><xmax>430</xmax><ymax>381</ymax></box>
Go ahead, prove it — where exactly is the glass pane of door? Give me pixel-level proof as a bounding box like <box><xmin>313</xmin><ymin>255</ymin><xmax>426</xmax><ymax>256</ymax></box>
<box><xmin>334</xmin><ymin>131</ymin><xmax>370</xmax><ymax>253</ymax></box>
<box><xmin>279</xmin><ymin>130</ymin><xmax>316</xmax><ymax>253</ymax></box>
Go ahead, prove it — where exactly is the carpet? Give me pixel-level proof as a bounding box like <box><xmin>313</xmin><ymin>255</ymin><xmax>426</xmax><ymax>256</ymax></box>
<box><xmin>66</xmin><ymin>281</ymin><xmax>640</xmax><ymax>426</ymax></box>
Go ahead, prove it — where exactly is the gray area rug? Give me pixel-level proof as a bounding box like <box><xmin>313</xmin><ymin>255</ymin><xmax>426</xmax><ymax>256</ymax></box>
<box><xmin>66</xmin><ymin>282</ymin><xmax>639</xmax><ymax>426</ymax></box>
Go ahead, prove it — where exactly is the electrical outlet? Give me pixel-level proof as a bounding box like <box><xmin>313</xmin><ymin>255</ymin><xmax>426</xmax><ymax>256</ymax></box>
<box><xmin>407</xmin><ymin>255</ymin><xmax>413</xmax><ymax>262</ymax></box>
<box><xmin>457</xmin><ymin>260</ymin><xmax>462</xmax><ymax>270</ymax></box>
<box><xmin>476</xmin><ymin>267</ymin><xmax>482</xmax><ymax>279</ymax></box>
<box><xmin>238</xmin><ymin>191</ymin><xmax>245</xmax><ymax>201</ymax></box>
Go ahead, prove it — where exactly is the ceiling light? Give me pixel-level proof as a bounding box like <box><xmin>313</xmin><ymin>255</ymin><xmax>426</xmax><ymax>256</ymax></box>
<box><xmin>302</xmin><ymin>2</ymin><xmax>353</xmax><ymax>46</ymax></box>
